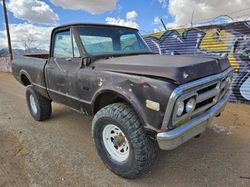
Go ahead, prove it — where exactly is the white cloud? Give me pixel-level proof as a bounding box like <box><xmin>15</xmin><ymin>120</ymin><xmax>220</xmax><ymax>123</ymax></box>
<box><xmin>153</xmin><ymin>25</ymin><xmax>165</xmax><ymax>33</ymax></box>
<box><xmin>168</xmin><ymin>0</ymin><xmax>250</xmax><ymax>27</ymax></box>
<box><xmin>105</xmin><ymin>10</ymin><xmax>139</xmax><ymax>29</ymax></box>
<box><xmin>105</xmin><ymin>17</ymin><xmax>139</xmax><ymax>29</ymax></box>
<box><xmin>50</xmin><ymin>0</ymin><xmax>117</xmax><ymax>14</ymax></box>
<box><xmin>126</xmin><ymin>10</ymin><xmax>138</xmax><ymax>21</ymax></box>
<box><xmin>158</xmin><ymin>0</ymin><xmax>168</xmax><ymax>8</ymax></box>
<box><xmin>7</xmin><ymin>0</ymin><xmax>59</xmax><ymax>25</ymax></box>
<box><xmin>153</xmin><ymin>28</ymin><xmax>160</xmax><ymax>33</ymax></box>
<box><xmin>153</xmin><ymin>16</ymin><xmax>161</xmax><ymax>25</ymax></box>
<box><xmin>0</xmin><ymin>23</ymin><xmax>52</xmax><ymax>50</ymax></box>
<box><xmin>153</xmin><ymin>16</ymin><xmax>166</xmax><ymax>33</ymax></box>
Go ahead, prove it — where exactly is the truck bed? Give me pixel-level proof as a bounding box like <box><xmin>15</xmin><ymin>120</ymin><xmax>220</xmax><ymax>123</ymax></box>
<box><xmin>12</xmin><ymin>55</ymin><xmax>49</xmax><ymax>98</ymax></box>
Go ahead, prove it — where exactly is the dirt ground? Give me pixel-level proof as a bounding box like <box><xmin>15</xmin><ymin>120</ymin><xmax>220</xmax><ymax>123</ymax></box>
<box><xmin>0</xmin><ymin>72</ymin><xmax>250</xmax><ymax>187</ymax></box>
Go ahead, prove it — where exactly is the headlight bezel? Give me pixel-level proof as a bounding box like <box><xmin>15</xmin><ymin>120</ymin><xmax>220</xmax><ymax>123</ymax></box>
<box><xmin>173</xmin><ymin>93</ymin><xmax>198</xmax><ymax>124</ymax></box>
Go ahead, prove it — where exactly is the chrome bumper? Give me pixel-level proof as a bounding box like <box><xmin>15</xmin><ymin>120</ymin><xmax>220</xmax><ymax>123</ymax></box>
<box><xmin>157</xmin><ymin>91</ymin><xmax>229</xmax><ymax>150</ymax></box>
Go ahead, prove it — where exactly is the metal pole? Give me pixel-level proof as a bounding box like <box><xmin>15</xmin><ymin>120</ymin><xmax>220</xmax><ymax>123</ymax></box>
<box><xmin>2</xmin><ymin>0</ymin><xmax>13</xmax><ymax>60</ymax></box>
<box><xmin>160</xmin><ymin>18</ymin><xmax>167</xmax><ymax>31</ymax></box>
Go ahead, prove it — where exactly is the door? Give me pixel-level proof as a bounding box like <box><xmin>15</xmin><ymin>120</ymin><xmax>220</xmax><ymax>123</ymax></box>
<box><xmin>45</xmin><ymin>28</ymin><xmax>82</xmax><ymax>109</ymax></box>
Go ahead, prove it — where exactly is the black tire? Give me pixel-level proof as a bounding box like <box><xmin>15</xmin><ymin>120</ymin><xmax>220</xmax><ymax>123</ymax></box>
<box><xmin>26</xmin><ymin>85</ymin><xmax>52</xmax><ymax>121</ymax></box>
<box><xmin>92</xmin><ymin>103</ymin><xmax>158</xmax><ymax>179</ymax></box>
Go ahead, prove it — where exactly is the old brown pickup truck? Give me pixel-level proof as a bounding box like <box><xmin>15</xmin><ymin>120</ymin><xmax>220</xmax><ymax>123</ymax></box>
<box><xmin>12</xmin><ymin>23</ymin><xmax>234</xmax><ymax>178</ymax></box>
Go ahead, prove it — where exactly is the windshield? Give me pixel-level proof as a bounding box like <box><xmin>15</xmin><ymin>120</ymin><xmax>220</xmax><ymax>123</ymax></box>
<box><xmin>76</xmin><ymin>26</ymin><xmax>151</xmax><ymax>56</ymax></box>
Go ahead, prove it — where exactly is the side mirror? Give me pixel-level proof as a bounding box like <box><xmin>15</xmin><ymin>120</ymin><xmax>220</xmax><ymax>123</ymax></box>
<box><xmin>82</xmin><ymin>57</ymin><xmax>91</xmax><ymax>67</ymax></box>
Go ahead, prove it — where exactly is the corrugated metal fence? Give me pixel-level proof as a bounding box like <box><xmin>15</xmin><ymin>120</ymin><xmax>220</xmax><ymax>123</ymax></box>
<box><xmin>144</xmin><ymin>21</ymin><xmax>250</xmax><ymax>104</ymax></box>
<box><xmin>0</xmin><ymin>57</ymin><xmax>11</xmax><ymax>72</ymax></box>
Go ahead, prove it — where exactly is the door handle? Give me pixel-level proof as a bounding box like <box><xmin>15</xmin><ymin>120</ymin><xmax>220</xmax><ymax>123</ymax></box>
<box><xmin>47</xmin><ymin>66</ymin><xmax>54</xmax><ymax>69</ymax></box>
<box><xmin>66</xmin><ymin>58</ymin><xmax>72</xmax><ymax>62</ymax></box>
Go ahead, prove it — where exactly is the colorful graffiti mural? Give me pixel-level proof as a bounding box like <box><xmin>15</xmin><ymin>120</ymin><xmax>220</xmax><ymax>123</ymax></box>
<box><xmin>143</xmin><ymin>21</ymin><xmax>250</xmax><ymax>103</ymax></box>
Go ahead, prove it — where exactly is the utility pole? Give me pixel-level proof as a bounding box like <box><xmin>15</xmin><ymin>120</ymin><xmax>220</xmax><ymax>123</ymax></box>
<box><xmin>2</xmin><ymin>0</ymin><xmax>13</xmax><ymax>60</ymax></box>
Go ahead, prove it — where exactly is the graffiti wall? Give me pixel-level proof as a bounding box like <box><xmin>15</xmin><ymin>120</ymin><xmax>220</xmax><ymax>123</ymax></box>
<box><xmin>144</xmin><ymin>21</ymin><xmax>250</xmax><ymax>103</ymax></box>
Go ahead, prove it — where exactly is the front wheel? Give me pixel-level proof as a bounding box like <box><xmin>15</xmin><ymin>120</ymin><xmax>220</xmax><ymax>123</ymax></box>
<box><xmin>92</xmin><ymin>103</ymin><xmax>158</xmax><ymax>179</ymax></box>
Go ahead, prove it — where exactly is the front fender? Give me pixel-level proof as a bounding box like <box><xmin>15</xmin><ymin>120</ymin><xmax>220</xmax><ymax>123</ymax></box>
<box><xmin>91</xmin><ymin>72</ymin><xmax>177</xmax><ymax>130</ymax></box>
<box><xmin>92</xmin><ymin>87</ymin><xmax>150</xmax><ymax>129</ymax></box>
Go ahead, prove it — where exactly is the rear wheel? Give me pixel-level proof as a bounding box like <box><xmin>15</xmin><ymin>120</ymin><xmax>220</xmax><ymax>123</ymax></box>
<box><xmin>92</xmin><ymin>103</ymin><xmax>158</xmax><ymax>179</ymax></box>
<box><xmin>26</xmin><ymin>86</ymin><xmax>52</xmax><ymax>121</ymax></box>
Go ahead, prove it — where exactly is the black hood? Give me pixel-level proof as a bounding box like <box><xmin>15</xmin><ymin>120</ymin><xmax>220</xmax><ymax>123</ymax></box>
<box><xmin>94</xmin><ymin>54</ymin><xmax>231</xmax><ymax>84</ymax></box>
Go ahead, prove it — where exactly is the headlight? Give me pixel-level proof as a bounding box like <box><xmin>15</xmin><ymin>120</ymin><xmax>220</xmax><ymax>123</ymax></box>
<box><xmin>176</xmin><ymin>101</ymin><xmax>185</xmax><ymax>116</ymax></box>
<box><xmin>185</xmin><ymin>98</ymin><xmax>196</xmax><ymax>113</ymax></box>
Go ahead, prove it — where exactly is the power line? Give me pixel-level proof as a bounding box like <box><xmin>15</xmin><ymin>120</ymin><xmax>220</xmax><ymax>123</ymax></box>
<box><xmin>227</xmin><ymin>7</ymin><xmax>250</xmax><ymax>16</ymax></box>
<box><xmin>166</xmin><ymin>7</ymin><xmax>250</xmax><ymax>30</ymax></box>
<box><xmin>194</xmin><ymin>7</ymin><xmax>250</xmax><ymax>23</ymax></box>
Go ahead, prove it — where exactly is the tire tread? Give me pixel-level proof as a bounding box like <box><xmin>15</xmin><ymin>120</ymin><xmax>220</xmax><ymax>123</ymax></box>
<box><xmin>92</xmin><ymin>102</ymin><xmax>158</xmax><ymax>179</ymax></box>
<box><xmin>26</xmin><ymin>85</ymin><xmax>51</xmax><ymax>121</ymax></box>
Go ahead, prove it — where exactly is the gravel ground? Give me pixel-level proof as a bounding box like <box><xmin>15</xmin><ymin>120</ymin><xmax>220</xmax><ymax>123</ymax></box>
<box><xmin>0</xmin><ymin>72</ymin><xmax>250</xmax><ymax>187</ymax></box>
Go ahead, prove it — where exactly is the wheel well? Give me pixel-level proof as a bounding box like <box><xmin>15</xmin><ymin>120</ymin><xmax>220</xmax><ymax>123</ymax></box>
<box><xmin>20</xmin><ymin>74</ymin><xmax>31</xmax><ymax>86</ymax></box>
<box><xmin>93</xmin><ymin>92</ymin><xmax>155</xmax><ymax>138</ymax></box>
<box><xmin>94</xmin><ymin>92</ymin><xmax>125</xmax><ymax>114</ymax></box>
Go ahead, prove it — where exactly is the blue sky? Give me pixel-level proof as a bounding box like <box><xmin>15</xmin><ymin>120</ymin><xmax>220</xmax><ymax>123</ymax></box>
<box><xmin>49</xmin><ymin>0</ymin><xmax>172</xmax><ymax>34</ymax></box>
<box><xmin>1</xmin><ymin>0</ymin><xmax>249</xmax><ymax>50</ymax></box>
<box><xmin>1</xmin><ymin>0</ymin><xmax>172</xmax><ymax>34</ymax></box>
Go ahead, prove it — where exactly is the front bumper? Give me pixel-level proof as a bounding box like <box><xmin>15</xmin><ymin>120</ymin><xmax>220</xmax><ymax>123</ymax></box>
<box><xmin>157</xmin><ymin>91</ymin><xmax>229</xmax><ymax>150</ymax></box>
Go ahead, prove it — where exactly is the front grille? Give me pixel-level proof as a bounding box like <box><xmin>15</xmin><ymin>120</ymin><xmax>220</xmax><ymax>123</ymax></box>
<box><xmin>172</xmin><ymin>73</ymin><xmax>233</xmax><ymax>126</ymax></box>
<box><xmin>195</xmin><ymin>97</ymin><xmax>215</xmax><ymax>110</ymax></box>
<box><xmin>197</xmin><ymin>83</ymin><xmax>217</xmax><ymax>94</ymax></box>
<box><xmin>161</xmin><ymin>67</ymin><xmax>234</xmax><ymax>129</ymax></box>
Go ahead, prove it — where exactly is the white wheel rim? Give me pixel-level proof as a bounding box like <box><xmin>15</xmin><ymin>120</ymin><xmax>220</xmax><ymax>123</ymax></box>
<box><xmin>29</xmin><ymin>95</ymin><xmax>37</xmax><ymax>114</ymax></box>
<box><xmin>102</xmin><ymin>124</ymin><xmax>129</xmax><ymax>162</ymax></box>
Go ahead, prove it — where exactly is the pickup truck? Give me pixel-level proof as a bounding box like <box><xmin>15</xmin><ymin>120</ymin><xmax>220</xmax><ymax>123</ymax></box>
<box><xmin>12</xmin><ymin>23</ymin><xmax>234</xmax><ymax>179</ymax></box>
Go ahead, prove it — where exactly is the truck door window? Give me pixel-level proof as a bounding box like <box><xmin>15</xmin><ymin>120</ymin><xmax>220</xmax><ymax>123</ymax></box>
<box><xmin>53</xmin><ymin>31</ymin><xmax>73</xmax><ymax>58</ymax></box>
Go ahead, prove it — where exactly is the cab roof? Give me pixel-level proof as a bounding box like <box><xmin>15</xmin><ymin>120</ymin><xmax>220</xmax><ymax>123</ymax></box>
<box><xmin>53</xmin><ymin>23</ymin><xmax>138</xmax><ymax>32</ymax></box>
